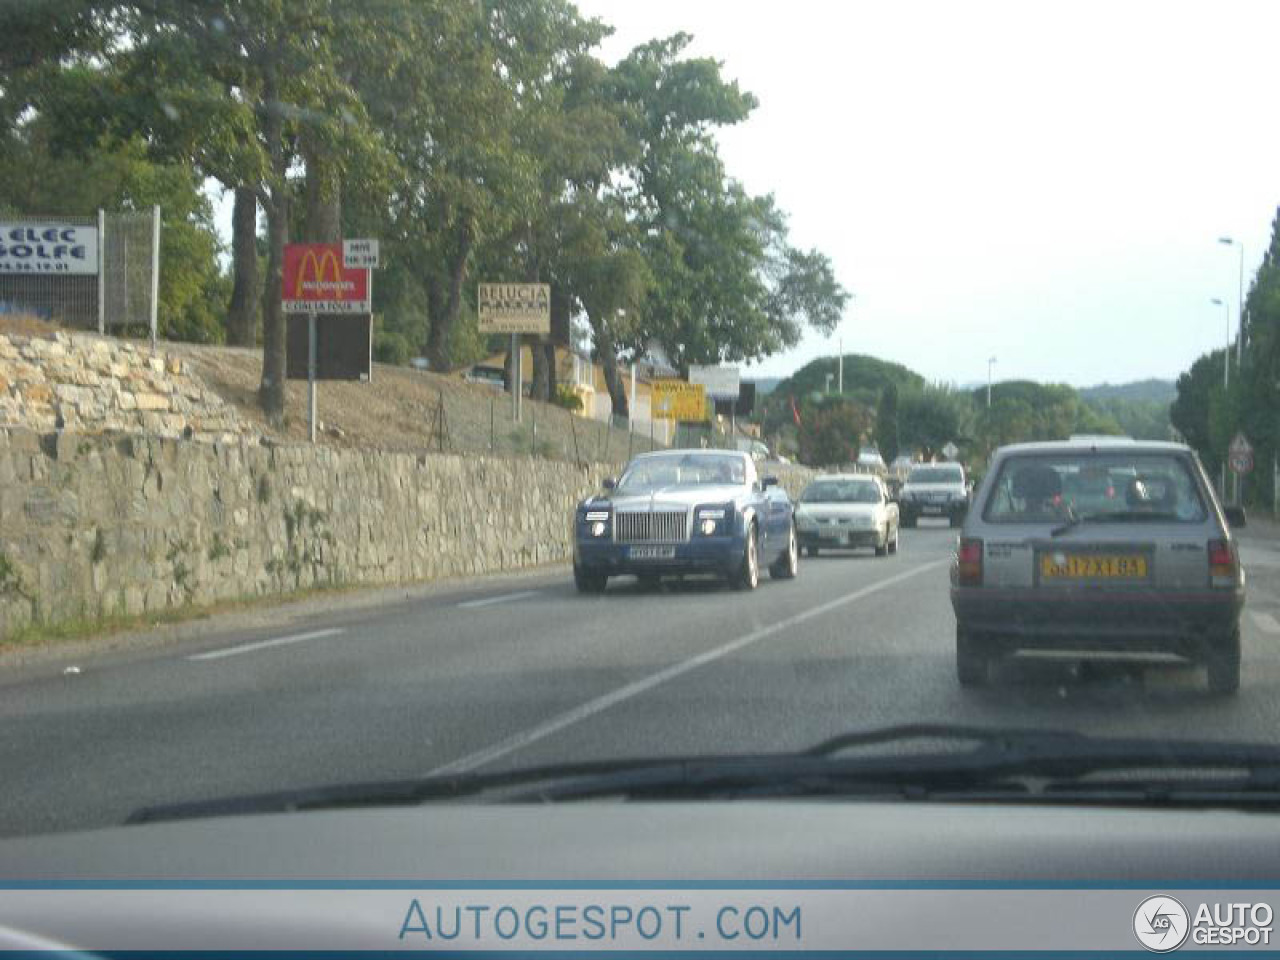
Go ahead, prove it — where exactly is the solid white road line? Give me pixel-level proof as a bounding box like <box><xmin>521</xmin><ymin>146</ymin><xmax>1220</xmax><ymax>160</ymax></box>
<box><xmin>457</xmin><ymin>589</ymin><xmax>542</xmax><ymax>610</ymax></box>
<box><xmin>427</xmin><ymin>559</ymin><xmax>949</xmax><ymax>777</ymax></box>
<box><xmin>187</xmin><ymin>628</ymin><xmax>345</xmax><ymax>662</ymax></box>
<box><xmin>1250</xmin><ymin>611</ymin><xmax>1280</xmax><ymax>635</ymax></box>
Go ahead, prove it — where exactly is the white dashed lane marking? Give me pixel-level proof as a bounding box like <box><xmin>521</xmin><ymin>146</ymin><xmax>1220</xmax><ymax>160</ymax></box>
<box><xmin>188</xmin><ymin>628</ymin><xmax>345</xmax><ymax>661</ymax></box>
<box><xmin>1250</xmin><ymin>611</ymin><xmax>1280</xmax><ymax>635</ymax></box>
<box><xmin>457</xmin><ymin>590</ymin><xmax>541</xmax><ymax>610</ymax></box>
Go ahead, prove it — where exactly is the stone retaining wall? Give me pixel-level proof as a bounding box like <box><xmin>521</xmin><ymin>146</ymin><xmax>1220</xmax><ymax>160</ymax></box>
<box><xmin>0</xmin><ymin>429</ymin><xmax>813</xmax><ymax>638</ymax></box>
<box><xmin>0</xmin><ymin>332</ymin><xmax>253</xmax><ymax>442</ymax></box>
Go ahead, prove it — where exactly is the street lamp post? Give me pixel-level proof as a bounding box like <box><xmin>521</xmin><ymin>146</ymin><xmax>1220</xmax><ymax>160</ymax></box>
<box><xmin>987</xmin><ymin>356</ymin><xmax>996</xmax><ymax>408</ymax></box>
<box><xmin>1211</xmin><ymin>298</ymin><xmax>1230</xmax><ymax>389</ymax></box>
<box><xmin>1219</xmin><ymin>237</ymin><xmax>1245</xmax><ymax>366</ymax></box>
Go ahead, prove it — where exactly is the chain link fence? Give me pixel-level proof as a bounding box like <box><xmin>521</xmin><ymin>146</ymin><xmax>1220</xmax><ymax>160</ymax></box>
<box><xmin>0</xmin><ymin>208</ymin><xmax>159</xmax><ymax>344</ymax></box>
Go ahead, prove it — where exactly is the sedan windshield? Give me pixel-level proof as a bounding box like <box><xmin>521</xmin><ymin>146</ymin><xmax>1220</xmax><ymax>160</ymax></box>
<box><xmin>802</xmin><ymin>481</ymin><xmax>881</xmax><ymax>504</ymax></box>
<box><xmin>616</xmin><ymin>454</ymin><xmax>746</xmax><ymax>493</ymax></box>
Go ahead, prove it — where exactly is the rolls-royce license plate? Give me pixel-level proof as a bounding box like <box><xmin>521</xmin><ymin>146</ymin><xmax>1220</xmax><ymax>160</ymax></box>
<box><xmin>629</xmin><ymin>545</ymin><xmax>676</xmax><ymax>560</ymax></box>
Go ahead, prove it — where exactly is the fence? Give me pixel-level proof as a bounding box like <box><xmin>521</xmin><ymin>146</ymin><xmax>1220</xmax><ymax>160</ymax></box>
<box><xmin>0</xmin><ymin>208</ymin><xmax>160</xmax><ymax>345</ymax></box>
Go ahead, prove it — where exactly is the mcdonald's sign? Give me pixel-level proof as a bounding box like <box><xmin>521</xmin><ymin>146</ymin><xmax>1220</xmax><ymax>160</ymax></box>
<box><xmin>282</xmin><ymin>242</ymin><xmax>370</xmax><ymax>313</ymax></box>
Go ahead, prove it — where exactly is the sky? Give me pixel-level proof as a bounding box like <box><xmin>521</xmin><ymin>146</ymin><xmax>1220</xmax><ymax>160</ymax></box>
<box><xmin>570</xmin><ymin>0</ymin><xmax>1280</xmax><ymax>387</ymax></box>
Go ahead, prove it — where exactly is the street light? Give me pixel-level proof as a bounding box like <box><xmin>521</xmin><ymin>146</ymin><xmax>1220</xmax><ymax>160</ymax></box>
<box><xmin>1218</xmin><ymin>237</ymin><xmax>1245</xmax><ymax>365</ymax></box>
<box><xmin>1211</xmin><ymin>298</ymin><xmax>1230</xmax><ymax>389</ymax></box>
<box><xmin>987</xmin><ymin>356</ymin><xmax>997</xmax><ymax>408</ymax></box>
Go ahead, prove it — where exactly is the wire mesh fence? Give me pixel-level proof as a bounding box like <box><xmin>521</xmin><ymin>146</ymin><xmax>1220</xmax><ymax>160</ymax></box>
<box><xmin>0</xmin><ymin>209</ymin><xmax>159</xmax><ymax>342</ymax></box>
<box><xmin>101</xmin><ymin>208</ymin><xmax>159</xmax><ymax>342</ymax></box>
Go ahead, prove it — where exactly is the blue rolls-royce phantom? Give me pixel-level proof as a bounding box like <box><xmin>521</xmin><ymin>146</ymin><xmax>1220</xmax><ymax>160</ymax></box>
<box><xmin>573</xmin><ymin>449</ymin><xmax>799</xmax><ymax>593</ymax></box>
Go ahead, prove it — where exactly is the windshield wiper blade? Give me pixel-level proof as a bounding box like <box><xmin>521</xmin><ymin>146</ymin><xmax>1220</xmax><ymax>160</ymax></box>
<box><xmin>126</xmin><ymin>726</ymin><xmax>1280</xmax><ymax>822</ymax></box>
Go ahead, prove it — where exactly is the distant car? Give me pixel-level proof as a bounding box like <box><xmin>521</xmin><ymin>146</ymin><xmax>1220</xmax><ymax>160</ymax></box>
<box><xmin>856</xmin><ymin>447</ymin><xmax>886</xmax><ymax>471</ymax></box>
<box><xmin>461</xmin><ymin>364</ymin><xmax>505</xmax><ymax>389</ymax></box>
<box><xmin>573</xmin><ymin>449</ymin><xmax>798</xmax><ymax>593</ymax></box>
<box><xmin>794</xmin><ymin>474</ymin><xmax>899</xmax><ymax>557</ymax></box>
<box><xmin>899</xmin><ymin>462</ymin><xmax>969</xmax><ymax>528</ymax></box>
<box><xmin>950</xmin><ymin>439</ymin><xmax>1246</xmax><ymax>693</ymax></box>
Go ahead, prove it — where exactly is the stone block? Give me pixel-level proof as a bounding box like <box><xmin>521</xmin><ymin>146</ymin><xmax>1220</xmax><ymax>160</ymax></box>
<box><xmin>20</xmin><ymin>383</ymin><xmax>52</xmax><ymax>404</ymax></box>
<box><xmin>134</xmin><ymin>392</ymin><xmax>169</xmax><ymax>411</ymax></box>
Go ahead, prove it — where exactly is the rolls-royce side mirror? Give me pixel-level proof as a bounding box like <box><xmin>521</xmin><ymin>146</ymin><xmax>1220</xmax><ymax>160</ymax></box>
<box><xmin>602</xmin><ymin>476</ymin><xmax>617</xmax><ymax>490</ymax></box>
<box><xmin>762</xmin><ymin>476</ymin><xmax>779</xmax><ymax>488</ymax></box>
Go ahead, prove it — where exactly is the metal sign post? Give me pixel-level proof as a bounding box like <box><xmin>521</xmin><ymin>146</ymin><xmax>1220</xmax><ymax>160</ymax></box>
<box><xmin>512</xmin><ymin>333</ymin><xmax>521</xmax><ymax>423</ymax></box>
<box><xmin>308</xmin><ymin>312</ymin><xmax>318</xmax><ymax>444</ymax></box>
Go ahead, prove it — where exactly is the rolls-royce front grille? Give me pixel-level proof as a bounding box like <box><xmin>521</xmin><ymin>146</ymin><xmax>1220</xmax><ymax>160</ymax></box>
<box><xmin>615</xmin><ymin>510</ymin><xmax>688</xmax><ymax>543</ymax></box>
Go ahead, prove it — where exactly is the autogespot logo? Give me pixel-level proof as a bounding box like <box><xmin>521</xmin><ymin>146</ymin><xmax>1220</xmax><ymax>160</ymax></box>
<box><xmin>1134</xmin><ymin>896</ymin><xmax>1190</xmax><ymax>952</ymax></box>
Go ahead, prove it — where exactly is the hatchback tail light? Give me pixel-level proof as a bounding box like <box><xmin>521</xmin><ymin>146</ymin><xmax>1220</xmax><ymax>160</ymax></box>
<box><xmin>1208</xmin><ymin>539</ymin><xmax>1239</xmax><ymax>588</ymax></box>
<box><xmin>957</xmin><ymin>538</ymin><xmax>983</xmax><ymax>586</ymax></box>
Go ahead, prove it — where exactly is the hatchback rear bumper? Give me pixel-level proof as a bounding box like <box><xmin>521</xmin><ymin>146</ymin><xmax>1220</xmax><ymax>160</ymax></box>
<box><xmin>951</xmin><ymin>586</ymin><xmax>1243</xmax><ymax>653</ymax></box>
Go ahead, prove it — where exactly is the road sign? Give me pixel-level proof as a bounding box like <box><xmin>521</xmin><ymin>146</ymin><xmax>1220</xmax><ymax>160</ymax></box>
<box><xmin>342</xmin><ymin>238</ymin><xmax>379</xmax><ymax>269</ymax></box>
<box><xmin>1230</xmin><ymin>432</ymin><xmax>1253</xmax><ymax>457</ymax></box>
<box><xmin>1230</xmin><ymin>451</ymin><xmax>1255</xmax><ymax>475</ymax></box>
<box><xmin>286</xmin><ymin>314</ymin><xmax>371</xmax><ymax>382</ymax></box>
<box><xmin>282</xmin><ymin>243</ymin><xmax>370</xmax><ymax>313</ymax></box>
<box><xmin>942</xmin><ymin>441</ymin><xmax>960</xmax><ymax>460</ymax></box>
<box><xmin>651</xmin><ymin>380</ymin><xmax>707</xmax><ymax>422</ymax></box>
<box><xmin>477</xmin><ymin>283</ymin><xmax>551</xmax><ymax>334</ymax></box>
<box><xmin>689</xmin><ymin>364</ymin><xmax>741</xmax><ymax>400</ymax></box>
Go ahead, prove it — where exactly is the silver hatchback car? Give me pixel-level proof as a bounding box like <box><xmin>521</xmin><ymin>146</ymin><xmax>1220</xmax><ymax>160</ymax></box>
<box><xmin>951</xmin><ymin>438</ymin><xmax>1246</xmax><ymax>693</ymax></box>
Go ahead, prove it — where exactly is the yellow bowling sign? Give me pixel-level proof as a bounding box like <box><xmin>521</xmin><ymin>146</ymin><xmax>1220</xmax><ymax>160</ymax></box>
<box><xmin>651</xmin><ymin>380</ymin><xmax>708</xmax><ymax>421</ymax></box>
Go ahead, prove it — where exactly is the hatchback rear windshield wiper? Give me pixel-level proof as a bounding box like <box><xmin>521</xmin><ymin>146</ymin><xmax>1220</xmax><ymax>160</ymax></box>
<box><xmin>127</xmin><ymin>725</ymin><xmax>1280</xmax><ymax>823</ymax></box>
<box><xmin>1052</xmin><ymin>509</ymin><xmax>1182</xmax><ymax>536</ymax></box>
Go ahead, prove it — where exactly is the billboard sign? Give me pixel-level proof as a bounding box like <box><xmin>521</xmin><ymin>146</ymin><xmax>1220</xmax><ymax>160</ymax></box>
<box><xmin>477</xmin><ymin>283</ymin><xmax>551</xmax><ymax>334</ymax></box>
<box><xmin>689</xmin><ymin>364</ymin><xmax>740</xmax><ymax>400</ymax></box>
<box><xmin>651</xmin><ymin>380</ymin><xmax>708</xmax><ymax>422</ymax></box>
<box><xmin>286</xmin><ymin>314</ymin><xmax>372</xmax><ymax>381</ymax></box>
<box><xmin>282</xmin><ymin>243</ymin><xmax>370</xmax><ymax>313</ymax></box>
<box><xmin>0</xmin><ymin>222</ymin><xmax>98</xmax><ymax>275</ymax></box>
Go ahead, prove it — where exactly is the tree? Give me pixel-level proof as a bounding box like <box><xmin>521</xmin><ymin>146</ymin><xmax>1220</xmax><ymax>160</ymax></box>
<box><xmin>797</xmin><ymin>400</ymin><xmax>872</xmax><ymax>467</ymax></box>
<box><xmin>876</xmin><ymin>383</ymin><xmax>900</xmax><ymax>463</ymax></box>
<box><xmin>602</xmin><ymin>35</ymin><xmax>848</xmax><ymax>409</ymax></box>
<box><xmin>121</xmin><ymin>0</ymin><xmax>386</xmax><ymax>419</ymax></box>
<box><xmin>899</xmin><ymin>386</ymin><xmax>975</xmax><ymax>460</ymax></box>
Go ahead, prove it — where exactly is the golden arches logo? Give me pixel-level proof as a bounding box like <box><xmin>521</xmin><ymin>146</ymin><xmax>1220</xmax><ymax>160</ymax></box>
<box><xmin>294</xmin><ymin>248</ymin><xmax>345</xmax><ymax>298</ymax></box>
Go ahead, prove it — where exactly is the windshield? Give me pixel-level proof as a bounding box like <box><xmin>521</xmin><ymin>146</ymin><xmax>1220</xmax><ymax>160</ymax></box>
<box><xmin>2</xmin><ymin>0</ymin><xmax>1278</xmax><ymax>872</ymax></box>
<box><xmin>907</xmin><ymin>467</ymin><xmax>963</xmax><ymax>485</ymax></box>
<box><xmin>801</xmin><ymin>480</ymin><xmax>881</xmax><ymax>504</ymax></box>
<box><xmin>616</xmin><ymin>453</ymin><xmax>747</xmax><ymax>493</ymax></box>
<box><xmin>985</xmin><ymin>453</ymin><xmax>1208</xmax><ymax>523</ymax></box>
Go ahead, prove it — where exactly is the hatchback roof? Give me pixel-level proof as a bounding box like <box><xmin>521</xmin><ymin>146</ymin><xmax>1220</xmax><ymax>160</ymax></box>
<box><xmin>994</xmin><ymin>439</ymin><xmax>1190</xmax><ymax>456</ymax></box>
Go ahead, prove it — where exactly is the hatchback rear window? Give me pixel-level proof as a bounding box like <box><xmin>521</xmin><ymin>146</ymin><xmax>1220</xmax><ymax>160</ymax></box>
<box><xmin>983</xmin><ymin>453</ymin><xmax>1208</xmax><ymax>524</ymax></box>
<box><xmin>907</xmin><ymin>467</ymin><xmax>963</xmax><ymax>484</ymax></box>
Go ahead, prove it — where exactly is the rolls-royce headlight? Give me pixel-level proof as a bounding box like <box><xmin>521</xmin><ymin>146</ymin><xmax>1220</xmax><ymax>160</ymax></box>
<box><xmin>699</xmin><ymin>518</ymin><xmax>718</xmax><ymax>536</ymax></box>
<box><xmin>590</xmin><ymin>520</ymin><xmax>607</xmax><ymax>537</ymax></box>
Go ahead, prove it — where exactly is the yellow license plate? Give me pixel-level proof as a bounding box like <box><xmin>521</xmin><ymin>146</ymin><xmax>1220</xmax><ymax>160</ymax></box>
<box><xmin>1040</xmin><ymin>554</ymin><xmax>1148</xmax><ymax>580</ymax></box>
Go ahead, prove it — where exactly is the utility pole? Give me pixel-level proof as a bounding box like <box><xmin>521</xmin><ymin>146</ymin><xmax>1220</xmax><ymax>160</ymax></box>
<box><xmin>987</xmin><ymin>356</ymin><xmax>997</xmax><ymax>408</ymax></box>
<box><xmin>838</xmin><ymin>339</ymin><xmax>843</xmax><ymax>394</ymax></box>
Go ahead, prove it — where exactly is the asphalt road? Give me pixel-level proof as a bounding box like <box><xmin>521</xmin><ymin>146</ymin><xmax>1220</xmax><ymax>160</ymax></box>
<box><xmin>4</xmin><ymin>520</ymin><xmax>1280</xmax><ymax>838</ymax></box>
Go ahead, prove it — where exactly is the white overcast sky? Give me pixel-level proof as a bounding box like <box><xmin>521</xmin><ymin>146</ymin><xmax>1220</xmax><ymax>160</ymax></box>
<box><xmin>573</xmin><ymin>0</ymin><xmax>1280</xmax><ymax>387</ymax></box>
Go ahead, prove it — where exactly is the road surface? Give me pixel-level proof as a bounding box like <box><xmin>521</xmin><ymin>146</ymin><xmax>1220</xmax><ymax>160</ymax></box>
<box><xmin>3</xmin><ymin>521</ymin><xmax>1280</xmax><ymax>837</ymax></box>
